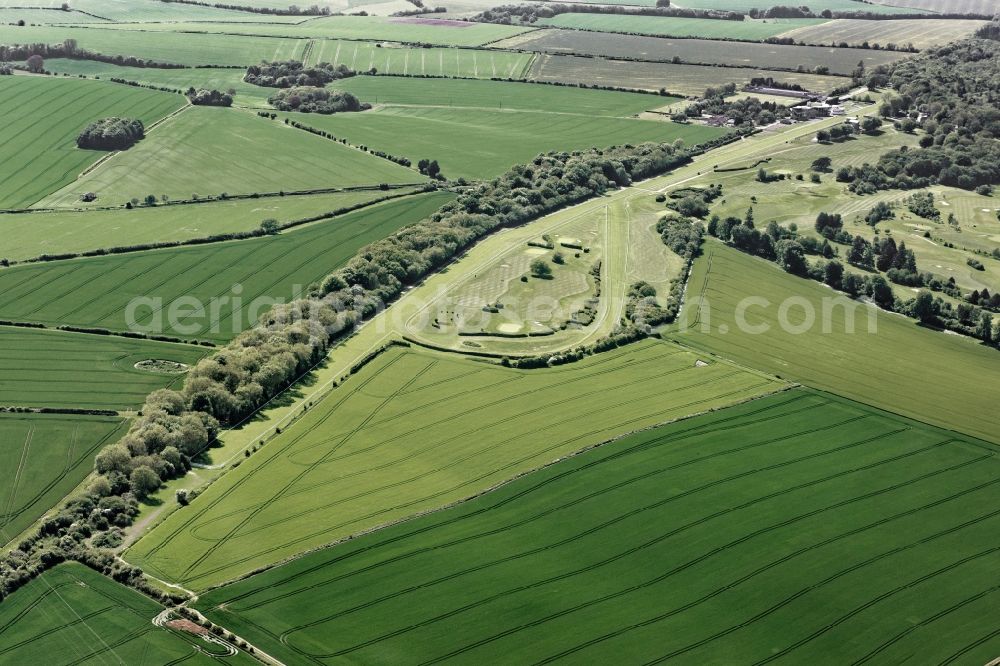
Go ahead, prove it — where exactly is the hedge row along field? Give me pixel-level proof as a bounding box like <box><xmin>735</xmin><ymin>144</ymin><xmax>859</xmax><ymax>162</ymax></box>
<box><xmin>0</xmin><ymin>562</ymin><xmax>253</xmax><ymax>665</ymax></box>
<box><xmin>0</xmin><ymin>412</ymin><xmax>128</xmax><ymax>544</ymax></box>
<box><xmin>0</xmin><ymin>193</ymin><xmax>453</xmax><ymax>342</ymax></box>
<box><xmin>196</xmin><ymin>389</ymin><xmax>1000</xmax><ymax>665</ymax></box>
<box><xmin>0</xmin><ymin>327</ymin><xmax>207</xmax><ymax>409</ymax></box>
<box><xmin>35</xmin><ymin>106</ymin><xmax>422</xmax><ymax>209</ymax></box>
<box><xmin>668</xmin><ymin>242</ymin><xmax>1000</xmax><ymax>444</ymax></box>
<box><xmin>0</xmin><ymin>76</ymin><xmax>184</xmax><ymax>210</ymax></box>
<box><xmin>127</xmin><ymin>341</ymin><xmax>783</xmax><ymax>590</ymax></box>
<box><xmin>537</xmin><ymin>14</ymin><xmax>831</xmax><ymax>41</ymax></box>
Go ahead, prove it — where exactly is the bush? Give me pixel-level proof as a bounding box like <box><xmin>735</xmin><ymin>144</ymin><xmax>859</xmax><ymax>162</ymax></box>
<box><xmin>77</xmin><ymin>117</ymin><xmax>144</xmax><ymax>150</ymax></box>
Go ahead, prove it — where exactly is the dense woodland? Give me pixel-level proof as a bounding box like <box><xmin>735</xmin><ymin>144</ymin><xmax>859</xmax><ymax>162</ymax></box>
<box><xmin>244</xmin><ymin>60</ymin><xmax>355</xmax><ymax>88</ymax></box>
<box><xmin>268</xmin><ymin>86</ymin><xmax>366</xmax><ymax>113</ymax></box>
<box><xmin>76</xmin><ymin>117</ymin><xmax>144</xmax><ymax>150</ymax></box>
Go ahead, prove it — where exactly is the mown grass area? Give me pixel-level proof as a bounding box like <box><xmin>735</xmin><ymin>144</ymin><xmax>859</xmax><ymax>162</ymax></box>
<box><xmin>0</xmin><ymin>562</ymin><xmax>254</xmax><ymax>665</ymax></box>
<box><xmin>196</xmin><ymin>388</ymin><xmax>1000</xmax><ymax>665</ymax></box>
<box><xmin>538</xmin><ymin>14</ymin><xmax>830</xmax><ymax>40</ymax></box>
<box><xmin>0</xmin><ymin>76</ymin><xmax>184</xmax><ymax>210</ymax></box>
<box><xmin>0</xmin><ymin>24</ymin><xmax>306</xmax><ymax>65</ymax></box>
<box><xmin>2</xmin><ymin>187</ymin><xmax>420</xmax><ymax>262</ymax></box>
<box><xmin>530</xmin><ymin>53</ymin><xmax>848</xmax><ymax>95</ymax></box>
<box><xmin>778</xmin><ymin>18</ymin><xmax>988</xmax><ymax>48</ymax></box>
<box><xmin>127</xmin><ymin>341</ymin><xmax>783</xmax><ymax>590</ymax></box>
<box><xmin>668</xmin><ymin>241</ymin><xmax>1000</xmax><ymax>444</ymax></box>
<box><xmin>35</xmin><ymin>106</ymin><xmax>422</xmax><ymax>209</ymax></box>
<box><xmin>277</xmin><ymin>106</ymin><xmax>724</xmax><ymax>180</ymax></box>
<box><xmin>0</xmin><ymin>412</ymin><xmax>128</xmax><ymax>544</ymax></box>
<box><xmin>0</xmin><ymin>327</ymin><xmax>207</xmax><ymax>409</ymax></box>
<box><xmin>500</xmin><ymin>28</ymin><xmax>907</xmax><ymax>76</ymax></box>
<box><xmin>0</xmin><ymin>193</ymin><xmax>453</xmax><ymax>341</ymax></box>
<box><xmin>675</xmin><ymin>0</ymin><xmax>927</xmax><ymax>13</ymax></box>
<box><xmin>86</xmin><ymin>15</ymin><xmax>534</xmax><ymax>47</ymax></box>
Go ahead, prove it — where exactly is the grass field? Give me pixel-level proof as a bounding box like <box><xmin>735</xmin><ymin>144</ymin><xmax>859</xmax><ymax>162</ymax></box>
<box><xmin>276</xmin><ymin>106</ymin><xmax>723</xmax><ymax>180</ymax></box>
<box><xmin>779</xmin><ymin>18</ymin><xmax>989</xmax><ymax>48</ymax></box>
<box><xmin>1</xmin><ymin>188</ymin><xmax>417</xmax><ymax>262</ymax></box>
<box><xmin>0</xmin><ymin>0</ymin><xmax>303</xmax><ymax>21</ymax></box>
<box><xmin>538</xmin><ymin>14</ymin><xmax>831</xmax><ymax>40</ymax></box>
<box><xmin>667</xmin><ymin>241</ymin><xmax>1000</xmax><ymax>444</ymax></box>
<box><xmin>127</xmin><ymin>341</ymin><xmax>783</xmax><ymax>590</ymax></box>
<box><xmin>0</xmin><ymin>412</ymin><xmax>128</xmax><ymax>543</ymax></box>
<box><xmin>0</xmin><ymin>326</ymin><xmax>207</xmax><ymax>409</ymax></box>
<box><xmin>497</xmin><ymin>28</ymin><xmax>908</xmax><ymax>75</ymax></box>
<box><xmin>0</xmin><ymin>76</ymin><xmax>184</xmax><ymax>210</ymax></box>
<box><xmin>0</xmin><ymin>7</ymin><xmax>109</xmax><ymax>23</ymax></box>
<box><xmin>530</xmin><ymin>54</ymin><xmax>848</xmax><ymax>94</ymax></box>
<box><xmin>0</xmin><ymin>562</ymin><xmax>253</xmax><ymax>665</ymax></box>
<box><xmin>674</xmin><ymin>0</ymin><xmax>928</xmax><ymax>12</ymax></box>
<box><xmin>35</xmin><ymin>106</ymin><xmax>421</xmax><ymax>209</ymax></box>
<box><xmin>0</xmin><ymin>193</ymin><xmax>453</xmax><ymax>341</ymax></box>
<box><xmin>195</xmin><ymin>388</ymin><xmax>1000</xmax><ymax>665</ymax></box>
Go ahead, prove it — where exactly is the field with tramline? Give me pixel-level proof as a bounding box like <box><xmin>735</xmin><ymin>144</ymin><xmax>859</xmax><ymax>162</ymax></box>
<box><xmin>0</xmin><ymin>193</ymin><xmax>451</xmax><ymax>341</ymax></box>
<box><xmin>127</xmin><ymin>341</ymin><xmax>783</xmax><ymax>590</ymax></box>
<box><xmin>0</xmin><ymin>412</ymin><xmax>127</xmax><ymax>543</ymax></box>
<box><xmin>538</xmin><ymin>14</ymin><xmax>830</xmax><ymax>40</ymax></box>
<box><xmin>779</xmin><ymin>18</ymin><xmax>989</xmax><ymax>48</ymax></box>
<box><xmin>196</xmin><ymin>388</ymin><xmax>1000</xmax><ymax>665</ymax></box>
<box><xmin>0</xmin><ymin>76</ymin><xmax>184</xmax><ymax>210</ymax></box>
<box><xmin>304</xmin><ymin>40</ymin><xmax>536</xmax><ymax>78</ymax></box>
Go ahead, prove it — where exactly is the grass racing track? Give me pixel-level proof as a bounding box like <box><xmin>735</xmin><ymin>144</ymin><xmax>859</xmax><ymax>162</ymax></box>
<box><xmin>0</xmin><ymin>326</ymin><xmax>207</xmax><ymax>409</ymax></box>
<box><xmin>0</xmin><ymin>76</ymin><xmax>184</xmax><ymax>210</ymax></box>
<box><xmin>195</xmin><ymin>389</ymin><xmax>1000</xmax><ymax>665</ymax></box>
<box><xmin>127</xmin><ymin>341</ymin><xmax>784</xmax><ymax>590</ymax></box>
<box><xmin>0</xmin><ymin>192</ymin><xmax>454</xmax><ymax>342</ymax></box>
<box><xmin>668</xmin><ymin>241</ymin><xmax>1000</xmax><ymax>445</ymax></box>
<box><xmin>0</xmin><ymin>412</ymin><xmax>128</xmax><ymax>544</ymax></box>
<box><xmin>0</xmin><ymin>562</ymin><xmax>253</xmax><ymax>665</ymax></box>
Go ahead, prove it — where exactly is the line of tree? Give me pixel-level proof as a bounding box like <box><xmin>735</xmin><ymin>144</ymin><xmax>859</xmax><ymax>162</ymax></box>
<box><xmin>76</xmin><ymin>117</ymin><xmax>144</xmax><ymax>150</ymax></box>
<box><xmin>0</xmin><ymin>41</ymin><xmax>186</xmax><ymax>69</ymax></box>
<box><xmin>472</xmin><ymin>3</ymin><xmax>743</xmax><ymax>25</ymax></box>
<box><xmin>157</xmin><ymin>0</ymin><xmax>333</xmax><ymax>15</ymax></box>
<box><xmin>244</xmin><ymin>60</ymin><xmax>354</xmax><ymax>88</ymax></box>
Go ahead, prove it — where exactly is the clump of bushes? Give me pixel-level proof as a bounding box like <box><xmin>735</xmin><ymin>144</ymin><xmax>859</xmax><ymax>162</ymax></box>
<box><xmin>77</xmin><ymin>117</ymin><xmax>144</xmax><ymax>150</ymax></box>
<box><xmin>268</xmin><ymin>86</ymin><xmax>367</xmax><ymax>114</ymax></box>
<box><xmin>245</xmin><ymin>60</ymin><xmax>354</xmax><ymax>88</ymax></box>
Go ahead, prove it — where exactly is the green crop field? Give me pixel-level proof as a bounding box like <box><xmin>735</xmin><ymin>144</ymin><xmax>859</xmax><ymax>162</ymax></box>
<box><xmin>0</xmin><ymin>327</ymin><xmax>207</xmax><ymax>409</ymax></box>
<box><xmin>195</xmin><ymin>389</ymin><xmax>1000</xmax><ymax>665</ymax></box>
<box><xmin>868</xmin><ymin>0</ymin><xmax>995</xmax><ymax>12</ymax></box>
<box><xmin>0</xmin><ymin>562</ymin><xmax>253</xmax><ymax>665</ymax></box>
<box><xmin>277</xmin><ymin>106</ymin><xmax>723</xmax><ymax>180</ymax></box>
<box><xmin>501</xmin><ymin>28</ymin><xmax>908</xmax><ymax>75</ymax></box>
<box><xmin>538</xmin><ymin>14</ymin><xmax>830</xmax><ymax>40</ymax></box>
<box><xmin>530</xmin><ymin>53</ymin><xmax>848</xmax><ymax>95</ymax></box>
<box><xmin>0</xmin><ymin>193</ymin><xmax>452</xmax><ymax>341</ymax></box>
<box><xmin>0</xmin><ymin>76</ymin><xmax>184</xmax><ymax>210</ymax></box>
<box><xmin>0</xmin><ymin>8</ymin><xmax>109</xmax><ymax>23</ymax></box>
<box><xmin>0</xmin><ymin>412</ymin><xmax>128</xmax><ymax>543</ymax></box>
<box><xmin>779</xmin><ymin>18</ymin><xmax>989</xmax><ymax>48</ymax></box>
<box><xmin>668</xmin><ymin>242</ymin><xmax>1000</xmax><ymax>444</ymax></box>
<box><xmin>303</xmin><ymin>40</ymin><xmax>536</xmax><ymax>78</ymax></box>
<box><xmin>35</xmin><ymin>106</ymin><xmax>421</xmax><ymax>209</ymax></box>
<box><xmin>674</xmin><ymin>0</ymin><xmax>927</xmax><ymax>13</ymax></box>
<box><xmin>1</xmin><ymin>188</ymin><xmax>417</xmax><ymax>262</ymax></box>
<box><xmin>127</xmin><ymin>341</ymin><xmax>783</xmax><ymax>590</ymax></box>
<box><xmin>0</xmin><ymin>0</ymin><xmax>303</xmax><ymax>21</ymax></box>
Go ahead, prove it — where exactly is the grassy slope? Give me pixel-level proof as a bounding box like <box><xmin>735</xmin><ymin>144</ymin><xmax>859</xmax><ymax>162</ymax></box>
<box><xmin>127</xmin><ymin>341</ymin><xmax>783</xmax><ymax>590</ymax></box>
<box><xmin>35</xmin><ymin>106</ymin><xmax>422</xmax><ymax>208</ymax></box>
<box><xmin>0</xmin><ymin>326</ymin><xmax>207</xmax><ymax>409</ymax></box>
<box><xmin>0</xmin><ymin>412</ymin><xmax>128</xmax><ymax>544</ymax></box>
<box><xmin>195</xmin><ymin>389</ymin><xmax>1000</xmax><ymax>665</ymax></box>
<box><xmin>538</xmin><ymin>14</ymin><xmax>830</xmax><ymax>40</ymax></box>
<box><xmin>0</xmin><ymin>562</ymin><xmax>253</xmax><ymax>664</ymax></box>
<box><xmin>668</xmin><ymin>241</ymin><xmax>1000</xmax><ymax>444</ymax></box>
<box><xmin>0</xmin><ymin>76</ymin><xmax>184</xmax><ymax>210</ymax></box>
<box><xmin>1</xmin><ymin>188</ymin><xmax>418</xmax><ymax>262</ymax></box>
<box><xmin>277</xmin><ymin>106</ymin><xmax>724</xmax><ymax>180</ymax></box>
<box><xmin>0</xmin><ymin>192</ymin><xmax>453</xmax><ymax>341</ymax></box>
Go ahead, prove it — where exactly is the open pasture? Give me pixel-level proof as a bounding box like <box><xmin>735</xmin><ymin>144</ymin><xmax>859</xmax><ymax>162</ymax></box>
<box><xmin>0</xmin><ymin>193</ymin><xmax>452</xmax><ymax>341</ymax></box>
<box><xmin>498</xmin><ymin>28</ymin><xmax>908</xmax><ymax>75</ymax></box>
<box><xmin>35</xmin><ymin>106</ymin><xmax>421</xmax><ymax>209</ymax></box>
<box><xmin>0</xmin><ymin>412</ymin><xmax>127</xmax><ymax>543</ymax></box>
<box><xmin>669</xmin><ymin>241</ymin><xmax>1000</xmax><ymax>444</ymax></box>
<box><xmin>0</xmin><ymin>76</ymin><xmax>184</xmax><ymax>211</ymax></box>
<box><xmin>0</xmin><ymin>326</ymin><xmax>207</xmax><ymax>409</ymax></box>
<box><xmin>196</xmin><ymin>389</ymin><xmax>1000</xmax><ymax>665</ymax></box>
<box><xmin>1</xmin><ymin>188</ymin><xmax>418</xmax><ymax>262</ymax></box>
<box><xmin>538</xmin><ymin>14</ymin><xmax>830</xmax><ymax>40</ymax></box>
<box><xmin>530</xmin><ymin>53</ymin><xmax>848</xmax><ymax>94</ymax></box>
<box><xmin>277</xmin><ymin>105</ymin><xmax>723</xmax><ymax>180</ymax></box>
<box><xmin>127</xmin><ymin>341</ymin><xmax>783</xmax><ymax>590</ymax></box>
<box><xmin>0</xmin><ymin>563</ymin><xmax>253</xmax><ymax>665</ymax></box>
<box><xmin>778</xmin><ymin>18</ymin><xmax>989</xmax><ymax>48</ymax></box>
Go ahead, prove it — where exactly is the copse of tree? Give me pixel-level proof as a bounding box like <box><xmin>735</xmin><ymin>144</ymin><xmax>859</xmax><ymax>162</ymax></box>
<box><xmin>814</xmin><ymin>211</ymin><xmax>843</xmax><ymax>237</ymax></box>
<box><xmin>76</xmin><ymin>117</ymin><xmax>144</xmax><ymax>150</ymax></box>
<box><xmin>0</xmin><ymin>63</ymin><xmax>12</xmax><ymax>75</ymax></box>
<box><xmin>186</xmin><ymin>88</ymin><xmax>233</xmax><ymax>107</ymax></box>
<box><xmin>268</xmin><ymin>86</ymin><xmax>365</xmax><ymax>114</ymax></box>
<box><xmin>245</xmin><ymin>60</ymin><xmax>354</xmax><ymax>88</ymax></box>
<box><xmin>417</xmin><ymin>158</ymin><xmax>442</xmax><ymax>179</ymax></box>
